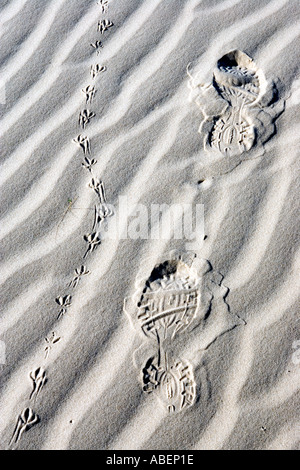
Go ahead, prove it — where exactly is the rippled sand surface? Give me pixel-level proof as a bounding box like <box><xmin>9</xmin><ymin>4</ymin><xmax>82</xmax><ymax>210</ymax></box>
<box><xmin>0</xmin><ymin>0</ymin><xmax>299</xmax><ymax>450</ymax></box>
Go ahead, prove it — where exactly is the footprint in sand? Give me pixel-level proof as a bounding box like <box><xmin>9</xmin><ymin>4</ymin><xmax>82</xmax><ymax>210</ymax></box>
<box><xmin>79</xmin><ymin>109</ymin><xmax>95</xmax><ymax>129</ymax></box>
<box><xmin>124</xmin><ymin>253</ymin><xmax>199</xmax><ymax>413</ymax></box>
<box><xmin>9</xmin><ymin>408</ymin><xmax>39</xmax><ymax>448</ymax></box>
<box><xmin>44</xmin><ymin>332</ymin><xmax>61</xmax><ymax>359</ymax></box>
<box><xmin>97</xmin><ymin>0</ymin><xmax>109</xmax><ymax>14</ymax></box>
<box><xmin>73</xmin><ymin>134</ymin><xmax>91</xmax><ymax>155</ymax></box>
<box><xmin>29</xmin><ymin>367</ymin><xmax>47</xmax><ymax>401</ymax></box>
<box><xmin>97</xmin><ymin>19</ymin><xmax>113</xmax><ymax>34</ymax></box>
<box><xmin>55</xmin><ymin>294</ymin><xmax>72</xmax><ymax>320</ymax></box>
<box><xmin>69</xmin><ymin>265</ymin><xmax>90</xmax><ymax>288</ymax></box>
<box><xmin>188</xmin><ymin>49</ymin><xmax>284</xmax><ymax>159</ymax></box>
<box><xmin>90</xmin><ymin>40</ymin><xmax>103</xmax><ymax>54</ymax></box>
<box><xmin>82</xmin><ymin>85</ymin><xmax>96</xmax><ymax>104</ymax></box>
<box><xmin>124</xmin><ymin>251</ymin><xmax>244</xmax><ymax>413</ymax></box>
<box><xmin>90</xmin><ymin>63</ymin><xmax>106</xmax><ymax>79</ymax></box>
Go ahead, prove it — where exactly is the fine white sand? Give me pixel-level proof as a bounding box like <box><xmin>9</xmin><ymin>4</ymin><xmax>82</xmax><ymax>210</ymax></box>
<box><xmin>0</xmin><ymin>0</ymin><xmax>299</xmax><ymax>450</ymax></box>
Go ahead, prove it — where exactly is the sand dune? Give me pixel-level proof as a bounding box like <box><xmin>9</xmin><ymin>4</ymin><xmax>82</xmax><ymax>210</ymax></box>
<box><xmin>0</xmin><ymin>0</ymin><xmax>299</xmax><ymax>450</ymax></box>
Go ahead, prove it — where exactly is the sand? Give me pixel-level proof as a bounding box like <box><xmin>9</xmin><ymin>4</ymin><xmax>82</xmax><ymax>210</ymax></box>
<box><xmin>0</xmin><ymin>0</ymin><xmax>299</xmax><ymax>450</ymax></box>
